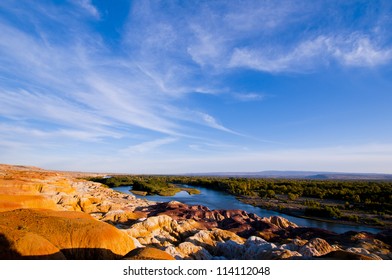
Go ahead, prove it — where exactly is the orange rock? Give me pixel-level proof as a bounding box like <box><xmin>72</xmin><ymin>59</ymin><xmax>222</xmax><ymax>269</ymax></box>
<box><xmin>0</xmin><ymin>209</ymin><xmax>136</xmax><ymax>259</ymax></box>
<box><xmin>123</xmin><ymin>247</ymin><xmax>175</xmax><ymax>260</ymax></box>
<box><xmin>0</xmin><ymin>225</ymin><xmax>65</xmax><ymax>259</ymax></box>
<box><xmin>102</xmin><ymin>209</ymin><xmax>147</xmax><ymax>223</ymax></box>
<box><xmin>0</xmin><ymin>194</ymin><xmax>59</xmax><ymax>212</ymax></box>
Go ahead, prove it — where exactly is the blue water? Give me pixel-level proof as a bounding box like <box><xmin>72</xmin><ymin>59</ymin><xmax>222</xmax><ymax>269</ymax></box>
<box><xmin>113</xmin><ymin>185</ymin><xmax>381</xmax><ymax>234</ymax></box>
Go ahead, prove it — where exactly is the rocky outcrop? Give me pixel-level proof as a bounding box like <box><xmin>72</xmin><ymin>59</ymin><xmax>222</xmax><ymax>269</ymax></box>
<box><xmin>0</xmin><ymin>225</ymin><xmax>66</xmax><ymax>260</ymax></box>
<box><xmin>126</xmin><ymin>215</ymin><xmax>207</xmax><ymax>247</ymax></box>
<box><xmin>129</xmin><ymin>201</ymin><xmax>392</xmax><ymax>260</ymax></box>
<box><xmin>298</xmin><ymin>238</ymin><xmax>333</xmax><ymax>257</ymax></box>
<box><xmin>0</xmin><ymin>209</ymin><xmax>136</xmax><ymax>259</ymax></box>
<box><xmin>124</xmin><ymin>247</ymin><xmax>175</xmax><ymax>260</ymax></box>
<box><xmin>142</xmin><ymin>201</ymin><xmax>296</xmax><ymax>238</ymax></box>
<box><xmin>166</xmin><ymin>242</ymin><xmax>213</xmax><ymax>260</ymax></box>
<box><xmin>0</xmin><ymin>164</ymin><xmax>153</xmax><ymax>216</ymax></box>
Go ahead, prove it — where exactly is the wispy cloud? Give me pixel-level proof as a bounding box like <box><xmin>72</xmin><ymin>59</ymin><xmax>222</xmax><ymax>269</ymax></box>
<box><xmin>72</xmin><ymin>0</ymin><xmax>100</xmax><ymax>19</ymax></box>
<box><xmin>121</xmin><ymin>137</ymin><xmax>178</xmax><ymax>154</ymax></box>
<box><xmin>233</xmin><ymin>93</ymin><xmax>265</xmax><ymax>102</ymax></box>
<box><xmin>171</xmin><ymin>1</ymin><xmax>392</xmax><ymax>72</ymax></box>
<box><xmin>229</xmin><ymin>35</ymin><xmax>392</xmax><ymax>72</ymax></box>
<box><xmin>329</xmin><ymin>35</ymin><xmax>392</xmax><ymax>67</ymax></box>
<box><xmin>0</xmin><ymin>1</ymin><xmax>242</xmax><ymax>145</ymax></box>
<box><xmin>196</xmin><ymin>112</ymin><xmax>241</xmax><ymax>135</ymax></box>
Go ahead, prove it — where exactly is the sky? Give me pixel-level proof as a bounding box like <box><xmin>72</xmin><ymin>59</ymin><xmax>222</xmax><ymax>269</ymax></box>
<box><xmin>1</xmin><ymin>0</ymin><xmax>392</xmax><ymax>174</ymax></box>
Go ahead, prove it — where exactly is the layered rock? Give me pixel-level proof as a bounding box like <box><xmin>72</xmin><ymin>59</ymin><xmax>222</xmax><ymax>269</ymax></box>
<box><xmin>142</xmin><ymin>201</ymin><xmax>297</xmax><ymax>238</ymax></box>
<box><xmin>131</xmin><ymin>200</ymin><xmax>391</xmax><ymax>260</ymax></box>
<box><xmin>0</xmin><ymin>225</ymin><xmax>66</xmax><ymax>260</ymax></box>
<box><xmin>124</xmin><ymin>247</ymin><xmax>175</xmax><ymax>260</ymax></box>
<box><xmin>0</xmin><ymin>209</ymin><xmax>136</xmax><ymax>259</ymax></box>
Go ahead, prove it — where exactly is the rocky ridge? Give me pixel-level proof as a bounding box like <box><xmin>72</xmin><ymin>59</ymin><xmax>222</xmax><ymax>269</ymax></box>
<box><xmin>0</xmin><ymin>164</ymin><xmax>390</xmax><ymax>260</ymax></box>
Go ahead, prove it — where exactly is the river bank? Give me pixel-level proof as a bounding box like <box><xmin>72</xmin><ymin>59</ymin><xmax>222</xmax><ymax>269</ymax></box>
<box><xmin>237</xmin><ymin>195</ymin><xmax>391</xmax><ymax>231</ymax></box>
<box><xmin>114</xmin><ymin>185</ymin><xmax>384</xmax><ymax>234</ymax></box>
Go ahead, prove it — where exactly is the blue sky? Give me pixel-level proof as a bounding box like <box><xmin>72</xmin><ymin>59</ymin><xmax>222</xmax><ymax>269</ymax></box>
<box><xmin>1</xmin><ymin>0</ymin><xmax>392</xmax><ymax>173</ymax></box>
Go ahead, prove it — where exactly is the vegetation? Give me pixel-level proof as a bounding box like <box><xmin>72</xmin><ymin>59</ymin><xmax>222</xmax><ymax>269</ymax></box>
<box><xmin>87</xmin><ymin>176</ymin><xmax>200</xmax><ymax>196</ymax></box>
<box><xmin>303</xmin><ymin>200</ymin><xmax>342</xmax><ymax>219</ymax></box>
<box><xmin>169</xmin><ymin>176</ymin><xmax>392</xmax><ymax>215</ymax></box>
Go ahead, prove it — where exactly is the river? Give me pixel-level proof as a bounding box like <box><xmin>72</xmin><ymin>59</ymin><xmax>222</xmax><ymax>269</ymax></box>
<box><xmin>113</xmin><ymin>184</ymin><xmax>381</xmax><ymax>234</ymax></box>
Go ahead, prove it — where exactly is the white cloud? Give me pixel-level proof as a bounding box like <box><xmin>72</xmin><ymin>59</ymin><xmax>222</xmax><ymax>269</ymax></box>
<box><xmin>329</xmin><ymin>36</ymin><xmax>392</xmax><ymax>67</ymax></box>
<box><xmin>121</xmin><ymin>137</ymin><xmax>178</xmax><ymax>154</ymax></box>
<box><xmin>187</xmin><ymin>24</ymin><xmax>227</xmax><ymax>68</ymax></box>
<box><xmin>73</xmin><ymin>0</ymin><xmax>100</xmax><ymax>19</ymax></box>
<box><xmin>229</xmin><ymin>35</ymin><xmax>392</xmax><ymax>72</ymax></box>
<box><xmin>233</xmin><ymin>93</ymin><xmax>265</xmax><ymax>102</ymax></box>
<box><xmin>0</xmin><ymin>4</ymin><xmax>240</xmax><ymax>144</ymax></box>
<box><xmin>197</xmin><ymin>112</ymin><xmax>237</xmax><ymax>134</ymax></box>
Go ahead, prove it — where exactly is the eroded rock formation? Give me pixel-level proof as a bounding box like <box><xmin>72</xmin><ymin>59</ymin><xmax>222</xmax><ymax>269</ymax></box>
<box><xmin>0</xmin><ymin>209</ymin><xmax>136</xmax><ymax>259</ymax></box>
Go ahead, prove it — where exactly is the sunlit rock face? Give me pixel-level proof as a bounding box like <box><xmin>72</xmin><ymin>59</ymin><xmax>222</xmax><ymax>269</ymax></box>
<box><xmin>0</xmin><ymin>208</ymin><xmax>137</xmax><ymax>259</ymax></box>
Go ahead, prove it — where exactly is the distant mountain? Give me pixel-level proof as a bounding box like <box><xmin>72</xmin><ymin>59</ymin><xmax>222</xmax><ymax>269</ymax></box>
<box><xmin>185</xmin><ymin>170</ymin><xmax>392</xmax><ymax>180</ymax></box>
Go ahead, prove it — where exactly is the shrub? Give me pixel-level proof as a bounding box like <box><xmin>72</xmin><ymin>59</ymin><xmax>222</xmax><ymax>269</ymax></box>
<box><xmin>288</xmin><ymin>193</ymin><xmax>299</xmax><ymax>201</ymax></box>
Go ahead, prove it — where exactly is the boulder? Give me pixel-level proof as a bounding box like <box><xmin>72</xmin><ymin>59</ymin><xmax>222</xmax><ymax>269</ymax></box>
<box><xmin>126</xmin><ymin>215</ymin><xmax>179</xmax><ymax>245</ymax></box>
<box><xmin>242</xmin><ymin>236</ymin><xmax>278</xmax><ymax>259</ymax></box>
<box><xmin>123</xmin><ymin>247</ymin><xmax>175</xmax><ymax>260</ymax></box>
<box><xmin>262</xmin><ymin>216</ymin><xmax>298</xmax><ymax>229</ymax></box>
<box><xmin>166</xmin><ymin>242</ymin><xmax>213</xmax><ymax>260</ymax></box>
<box><xmin>279</xmin><ymin>238</ymin><xmax>308</xmax><ymax>251</ymax></box>
<box><xmin>186</xmin><ymin>229</ymin><xmax>244</xmax><ymax>251</ymax></box>
<box><xmin>0</xmin><ymin>209</ymin><xmax>136</xmax><ymax>259</ymax></box>
<box><xmin>126</xmin><ymin>215</ymin><xmax>208</xmax><ymax>246</ymax></box>
<box><xmin>102</xmin><ymin>209</ymin><xmax>146</xmax><ymax>224</ymax></box>
<box><xmin>345</xmin><ymin>247</ymin><xmax>382</xmax><ymax>260</ymax></box>
<box><xmin>0</xmin><ymin>225</ymin><xmax>65</xmax><ymax>259</ymax></box>
<box><xmin>298</xmin><ymin>238</ymin><xmax>333</xmax><ymax>257</ymax></box>
<box><xmin>214</xmin><ymin>236</ymin><xmax>301</xmax><ymax>260</ymax></box>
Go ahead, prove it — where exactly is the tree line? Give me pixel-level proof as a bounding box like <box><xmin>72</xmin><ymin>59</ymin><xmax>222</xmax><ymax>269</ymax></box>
<box><xmin>87</xmin><ymin>175</ymin><xmax>392</xmax><ymax>215</ymax></box>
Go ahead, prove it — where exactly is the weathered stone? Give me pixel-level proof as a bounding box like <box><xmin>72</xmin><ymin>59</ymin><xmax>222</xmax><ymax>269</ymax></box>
<box><xmin>123</xmin><ymin>247</ymin><xmax>175</xmax><ymax>260</ymax></box>
<box><xmin>279</xmin><ymin>238</ymin><xmax>307</xmax><ymax>251</ymax></box>
<box><xmin>0</xmin><ymin>209</ymin><xmax>136</xmax><ymax>259</ymax></box>
<box><xmin>166</xmin><ymin>242</ymin><xmax>213</xmax><ymax>260</ymax></box>
<box><xmin>0</xmin><ymin>225</ymin><xmax>66</xmax><ymax>259</ymax></box>
<box><xmin>262</xmin><ymin>216</ymin><xmax>298</xmax><ymax>229</ymax></box>
<box><xmin>345</xmin><ymin>247</ymin><xmax>382</xmax><ymax>260</ymax></box>
<box><xmin>102</xmin><ymin>209</ymin><xmax>146</xmax><ymax>224</ymax></box>
<box><xmin>298</xmin><ymin>238</ymin><xmax>333</xmax><ymax>257</ymax></box>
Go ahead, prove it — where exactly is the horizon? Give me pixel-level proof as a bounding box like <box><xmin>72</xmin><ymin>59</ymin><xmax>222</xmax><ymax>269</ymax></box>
<box><xmin>14</xmin><ymin>163</ymin><xmax>392</xmax><ymax>177</ymax></box>
<box><xmin>1</xmin><ymin>1</ymin><xmax>392</xmax><ymax>174</ymax></box>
